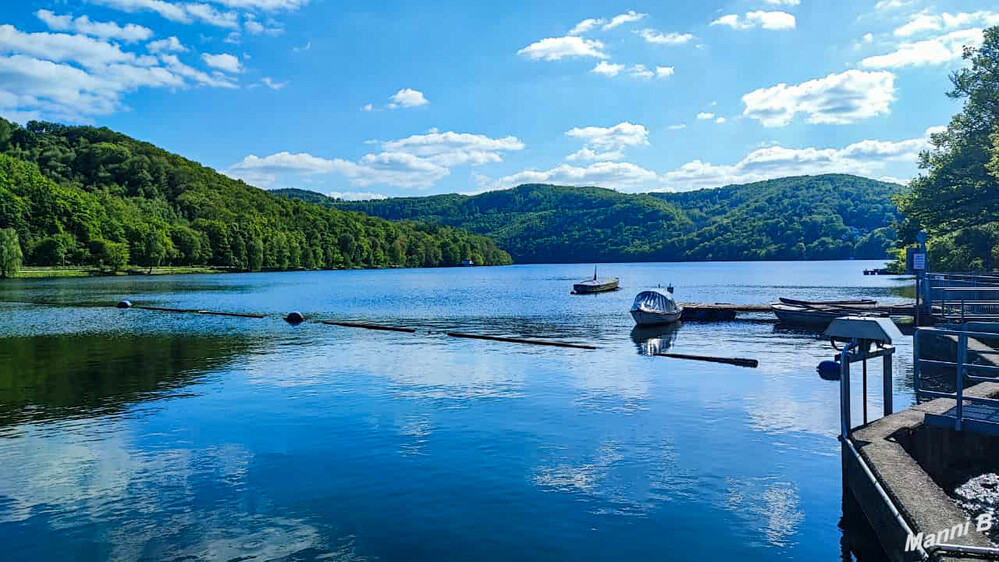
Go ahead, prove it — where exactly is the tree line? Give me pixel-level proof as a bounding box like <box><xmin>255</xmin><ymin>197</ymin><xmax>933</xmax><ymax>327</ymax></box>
<box><xmin>0</xmin><ymin>119</ymin><xmax>511</xmax><ymax>275</ymax></box>
<box><xmin>893</xmin><ymin>26</ymin><xmax>999</xmax><ymax>271</ymax></box>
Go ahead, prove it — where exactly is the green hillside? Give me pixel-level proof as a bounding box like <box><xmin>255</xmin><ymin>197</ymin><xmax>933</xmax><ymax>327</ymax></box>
<box><xmin>0</xmin><ymin>118</ymin><xmax>511</xmax><ymax>272</ymax></box>
<box><xmin>317</xmin><ymin>175</ymin><xmax>900</xmax><ymax>263</ymax></box>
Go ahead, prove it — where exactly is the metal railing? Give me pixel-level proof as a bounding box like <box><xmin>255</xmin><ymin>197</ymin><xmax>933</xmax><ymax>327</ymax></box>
<box><xmin>914</xmin><ymin>327</ymin><xmax>999</xmax><ymax>430</ymax></box>
<box><xmin>927</xmin><ymin>273</ymin><xmax>999</xmax><ymax>323</ymax></box>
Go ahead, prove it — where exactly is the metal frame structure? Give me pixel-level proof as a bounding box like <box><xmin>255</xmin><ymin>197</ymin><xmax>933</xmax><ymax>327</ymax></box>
<box><xmin>913</xmin><ymin>327</ymin><xmax>999</xmax><ymax>431</ymax></box>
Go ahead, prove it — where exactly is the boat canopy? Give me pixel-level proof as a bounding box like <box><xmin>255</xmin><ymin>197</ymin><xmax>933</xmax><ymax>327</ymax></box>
<box><xmin>632</xmin><ymin>289</ymin><xmax>679</xmax><ymax>313</ymax></box>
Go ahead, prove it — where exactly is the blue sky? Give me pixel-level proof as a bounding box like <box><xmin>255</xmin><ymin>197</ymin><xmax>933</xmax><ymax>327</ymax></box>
<box><xmin>0</xmin><ymin>0</ymin><xmax>994</xmax><ymax>199</ymax></box>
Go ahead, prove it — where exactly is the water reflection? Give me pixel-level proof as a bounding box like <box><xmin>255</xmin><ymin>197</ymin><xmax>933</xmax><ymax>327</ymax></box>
<box><xmin>630</xmin><ymin>324</ymin><xmax>680</xmax><ymax>356</ymax></box>
<box><xmin>0</xmin><ymin>333</ymin><xmax>252</xmax><ymax>428</ymax></box>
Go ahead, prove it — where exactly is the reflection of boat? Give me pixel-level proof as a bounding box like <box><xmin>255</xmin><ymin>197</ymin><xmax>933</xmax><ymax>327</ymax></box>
<box><xmin>772</xmin><ymin>300</ymin><xmax>887</xmax><ymax>329</ymax></box>
<box><xmin>630</xmin><ymin>286</ymin><xmax>683</xmax><ymax>326</ymax></box>
<box><xmin>630</xmin><ymin>324</ymin><xmax>679</xmax><ymax>356</ymax></box>
<box><xmin>572</xmin><ymin>266</ymin><xmax>619</xmax><ymax>294</ymax></box>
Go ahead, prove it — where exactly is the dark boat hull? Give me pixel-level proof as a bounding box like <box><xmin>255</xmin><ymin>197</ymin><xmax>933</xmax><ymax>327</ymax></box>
<box><xmin>573</xmin><ymin>278</ymin><xmax>619</xmax><ymax>294</ymax></box>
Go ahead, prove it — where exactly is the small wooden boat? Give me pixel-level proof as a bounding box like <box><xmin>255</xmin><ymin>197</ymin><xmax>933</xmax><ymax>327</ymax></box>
<box><xmin>771</xmin><ymin>301</ymin><xmax>887</xmax><ymax>328</ymax></box>
<box><xmin>572</xmin><ymin>267</ymin><xmax>619</xmax><ymax>294</ymax></box>
<box><xmin>778</xmin><ymin>297</ymin><xmax>877</xmax><ymax>307</ymax></box>
<box><xmin>630</xmin><ymin>286</ymin><xmax>683</xmax><ymax>326</ymax></box>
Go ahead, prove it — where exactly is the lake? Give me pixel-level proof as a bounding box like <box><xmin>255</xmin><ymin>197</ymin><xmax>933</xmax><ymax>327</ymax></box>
<box><xmin>0</xmin><ymin>260</ymin><xmax>913</xmax><ymax>560</ymax></box>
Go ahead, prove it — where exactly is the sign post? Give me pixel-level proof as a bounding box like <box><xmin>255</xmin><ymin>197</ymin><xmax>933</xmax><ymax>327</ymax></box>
<box><xmin>915</xmin><ymin>230</ymin><xmax>928</xmax><ymax>324</ymax></box>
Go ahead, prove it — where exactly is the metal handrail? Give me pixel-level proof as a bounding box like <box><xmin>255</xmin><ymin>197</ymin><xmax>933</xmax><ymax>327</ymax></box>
<box><xmin>913</xmin><ymin>327</ymin><xmax>999</xmax><ymax>429</ymax></box>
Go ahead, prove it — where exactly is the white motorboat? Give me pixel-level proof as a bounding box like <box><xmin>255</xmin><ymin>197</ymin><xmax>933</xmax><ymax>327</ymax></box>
<box><xmin>630</xmin><ymin>286</ymin><xmax>683</xmax><ymax>326</ymax></box>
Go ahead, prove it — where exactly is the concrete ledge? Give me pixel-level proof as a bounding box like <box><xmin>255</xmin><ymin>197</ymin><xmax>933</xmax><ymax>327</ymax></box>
<box><xmin>849</xmin><ymin>382</ymin><xmax>999</xmax><ymax>561</ymax></box>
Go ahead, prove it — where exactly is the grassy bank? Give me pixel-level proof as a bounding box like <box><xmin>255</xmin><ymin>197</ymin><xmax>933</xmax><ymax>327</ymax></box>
<box><xmin>12</xmin><ymin>266</ymin><xmax>230</xmax><ymax>279</ymax></box>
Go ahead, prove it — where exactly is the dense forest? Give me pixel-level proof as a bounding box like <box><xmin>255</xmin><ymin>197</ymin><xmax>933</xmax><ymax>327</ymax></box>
<box><xmin>307</xmin><ymin>175</ymin><xmax>899</xmax><ymax>263</ymax></box>
<box><xmin>0</xmin><ymin>119</ymin><xmax>511</xmax><ymax>272</ymax></box>
<box><xmin>893</xmin><ymin>26</ymin><xmax>999</xmax><ymax>271</ymax></box>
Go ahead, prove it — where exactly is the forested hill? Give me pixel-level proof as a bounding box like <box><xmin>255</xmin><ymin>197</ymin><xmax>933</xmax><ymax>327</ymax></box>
<box><xmin>0</xmin><ymin>118</ymin><xmax>511</xmax><ymax>271</ymax></box>
<box><xmin>312</xmin><ymin>175</ymin><xmax>900</xmax><ymax>263</ymax></box>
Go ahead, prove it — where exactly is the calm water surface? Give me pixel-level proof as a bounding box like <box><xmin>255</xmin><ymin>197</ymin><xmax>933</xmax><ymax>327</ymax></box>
<box><xmin>0</xmin><ymin>261</ymin><xmax>913</xmax><ymax>560</ymax></box>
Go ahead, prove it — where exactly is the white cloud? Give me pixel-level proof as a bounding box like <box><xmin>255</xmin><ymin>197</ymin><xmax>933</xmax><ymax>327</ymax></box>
<box><xmin>711</xmin><ymin>11</ymin><xmax>796</xmax><ymax>31</ymax></box>
<box><xmin>637</xmin><ymin>28</ymin><xmax>695</xmax><ymax>45</ymax></box>
<box><xmin>568</xmin><ymin>18</ymin><xmax>604</xmax><ymax>35</ymax></box>
<box><xmin>518</xmin><ymin>36</ymin><xmax>607</xmax><ymax>61</ymax></box>
<box><xmin>715</xmin><ymin>117</ymin><xmax>726</xmax><ymax>124</ymax></box>
<box><xmin>564</xmin><ymin>122</ymin><xmax>648</xmax><ymax>161</ymax></box>
<box><xmin>764</xmin><ymin>0</ymin><xmax>800</xmax><ymax>5</ymax></box>
<box><xmin>0</xmin><ymin>25</ymin><xmax>158</xmax><ymax>69</ymax></box>
<box><xmin>208</xmin><ymin>0</ymin><xmax>308</xmax><ymax>9</ymax></box>
<box><xmin>244</xmin><ymin>16</ymin><xmax>283</xmax><ymax>36</ymax></box>
<box><xmin>228</xmin><ymin>131</ymin><xmax>523</xmax><ymax>189</ymax></box>
<box><xmin>35</xmin><ymin>10</ymin><xmax>153</xmax><ymax>43</ymax></box>
<box><xmin>591</xmin><ymin>61</ymin><xmax>624</xmax><ymax>76</ymax></box>
<box><xmin>361</xmin><ymin>103</ymin><xmax>373</xmax><ymax>111</ymax></box>
<box><xmin>602</xmin><ymin>11</ymin><xmax>647</xmax><ymax>30</ymax></box>
<box><xmin>479</xmin><ymin>127</ymin><xmax>939</xmax><ymax>192</ymax></box>
<box><xmin>894</xmin><ymin>11</ymin><xmax>999</xmax><ymax>37</ymax></box>
<box><xmin>741</xmin><ymin>69</ymin><xmax>895</xmax><ymax>127</ymax></box>
<box><xmin>655</xmin><ymin>66</ymin><xmax>675</xmax><ymax>78</ymax></box>
<box><xmin>862</xmin><ymin>33</ymin><xmax>874</xmax><ymax>43</ymax></box>
<box><xmin>261</xmin><ymin>77</ymin><xmax>286</xmax><ymax>90</ymax></box>
<box><xmin>388</xmin><ymin>88</ymin><xmax>428</xmax><ymax>108</ymax></box>
<box><xmin>862</xmin><ymin>28</ymin><xmax>984</xmax><ymax>68</ymax></box>
<box><xmin>201</xmin><ymin>52</ymin><xmax>242</xmax><ymax>72</ymax></box>
<box><xmin>146</xmin><ymin>36</ymin><xmax>187</xmax><ymax>53</ymax></box>
<box><xmin>493</xmin><ymin>161</ymin><xmax>661</xmax><ymax>191</ymax></box>
<box><xmin>696</xmin><ymin>112</ymin><xmax>715</xmax><ymax>120</ymax></box>
<box><xmin>327</xmin><ymin>191</ymin><xmax>388</xmax><ymax>201</ymax></box>
<box><xmin>668</xmin><ymin>124</ymin><xmax>686</xmax><ymax>130</ymax></box>
<box><xmin>875</xmin><ymin>0</ymin><xmax>915</xmax><ymax>10</ymax></box>
<box><xmin>91</xmin><ymin>0</ymin><xmax>239</xmax><ymax>28</ymax></box>
<box><xmin>629</xmin><ymin>64</ymin><xmax>654</xmax><ymax>79</ymax></box>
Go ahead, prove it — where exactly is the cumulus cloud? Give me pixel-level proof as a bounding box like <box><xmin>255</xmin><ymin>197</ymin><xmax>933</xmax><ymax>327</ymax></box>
<box><xmin>655</xmin><ymin>66</ymin><xmax>675</xmax><ymax>78</ymax></box>
<box><xmin>697</xmin><ymin>112</ymin><xmax>715</xmax><ymax>120</ymax></box>
<box><xmin>91</xmin><ymin>0</ymin><xmax>239</xmax><ymax>28</ymax></box>
<box><xmin>568</xmin><ymin>18</ymin><xmax>604</xmax><ymax>35</ymax></box>
<box><xmin>591</xmin><ymin>61</ymin><xmax>624</xmax><ymax>76</ymax></box>
<box><xmin>862</xmin><ymin>28</ymin><xmax>984</xmax><ymax>68</ymax></box>
<box><xmin>479</xmin><ymin>127</ymin><xmax>938</xmax><ymax>193</ymax></box>
<box><xmin>741</xmin><ymin>69</ymin><xmax>896</xmax><ymax>127</ymax></box>
<box><xmin>201</xmin><ymin>52</ymin><xmax>242</xmax><ymax>72</ymax></box>
<box><xmin>564</xmin><ymin>122</ymin><xmax>648</xmax><ymax>161</ymax></box>
<box><xmin>327</xmin><ymin>191</ymin><xmax>388</xmax><ymax>201</ymax></box>
<box><xmin>388</xmin><ymin>88</ymin><xmax>429</xmax><ymax>108</ymax></box>
<box><xmin>893</xmin><ymin>11</ymin><xmax>999</xmax><ymax>37</ymax></box>
<box><xmin>227</xmin><ymin>130</ymin><xmax>524</xmax><ymax>189</ymax></box>
<box><xmin>711</xmin><ymin>11</ymin><xmax>796</xmax><ymax>31</ymax></box>
<box><xmin>261</xmin><ymin>77</ymin><xmax>286</xmax><ymax>90</ymax></box>
<box><xmin>35</xmin><ymin>10</ymin><xmax>153</xmax><ymax>43</ymax></box>
<box><xmin>518</xmin><ymin>36</ymin><xmax>608</xmax><ymax>61</ymax></box>
<box><xmin>146</xmin><ymin>36</ymin><xmax>187</xmax><ymax>53</ymax></box>
<box><xmin>875</xmin><ymin>0</ymin><xmax>916</xmax><ymax>10</ymax></box>
<box><xmin>637</xmin><ymin>28</ymin><xmax>695</xmax><ymax>45</ymax></box>
<box><xmin>602</xmin><ymin>10</ymin><xmax>647</xmax><ymax>30</ymax></box>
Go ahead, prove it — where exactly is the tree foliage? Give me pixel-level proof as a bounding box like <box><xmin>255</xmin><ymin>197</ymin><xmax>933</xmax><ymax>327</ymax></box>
<box><xmin>895</xmin><ymin>26</ymin><xmax>999</xmax><ymax>270</ymax></box>
<box><xmin>322</xmin><ymin>175</ymin><xmax>900</xmax><ymax>263</ymax></box>
<box><xmin>0</xmin><ymin>119</ymin><xmax>511</xmax><ymax>271</ymax></box>
<box><xmin>0</xmin><ymin>227</ymin><xmax>21</xmax><ymax>278</ymax></box>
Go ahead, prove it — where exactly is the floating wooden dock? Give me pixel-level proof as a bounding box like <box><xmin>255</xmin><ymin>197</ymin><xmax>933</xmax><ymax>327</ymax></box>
<box><xmin>680</xmin><ymin>303</ymin><xmax>770</xmax><ymax>321</ymax></box>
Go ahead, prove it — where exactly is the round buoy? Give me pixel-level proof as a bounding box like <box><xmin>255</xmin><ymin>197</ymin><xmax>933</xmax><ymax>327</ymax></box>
<box><xmin>285</xmin><ymin>311</ymin><xmax>305</xmax><ymax>324</ymax></box>
<box><xmin>817</xmin><ymin>360</ymin><xmax>841</xmax><ymax>381</ymax></box>
<box><xmin>117</xmin><ymin>300</ymin><xmax>132</xmax><ymax>309</ymax></box>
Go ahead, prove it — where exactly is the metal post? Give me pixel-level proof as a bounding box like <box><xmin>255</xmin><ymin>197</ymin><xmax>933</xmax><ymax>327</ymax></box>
<box><xmin>862</xmin><ymin>358</ymin><xmax>868</xmax><ymax>425</ymax></box>
<box><xmin>840</xmin><ymin>342</ymin><xmax>855</xmax><ymax>439</ymax></box>
<box><xmin>957</xmin><ymin>332</ymin><xmax>967</xmax><ymax>431</ymax></box>
<box><xmin>913</xmin><ymin>329</ymin><xmax>921</xmax><ymax>401</ymax></box>
<box><xmin>961</xmin><ymin>298</ymin><xmax>966</xmax><ymax>324</ymax></box>
<box><xmin>883</xmin><ymin>352</ymin><xmax>893</xmax><ymax>416</ymax></box>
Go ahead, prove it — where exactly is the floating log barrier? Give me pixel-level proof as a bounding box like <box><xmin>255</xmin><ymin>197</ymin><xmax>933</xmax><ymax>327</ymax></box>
<box><xmin>198</xmin><ymin>310</ymin><xmax>265</xmax><ymax>319</ymax></box>
<box><xmin>134</xmin><ymin>305</ymin><xmax>202</xmax><ymax>313</ymax></box>
<box><xmin>320</xmin><ymin>320</ymin><xmax>416</xmax><ymax>333</ymax></box>
<box><xmin>446</xmin><ymin>332</ymin><xmax>597</xmax><ymax>350</ymax></box>
<box><xmin>654</xmin><ymin>352</ymin><xmax>759</xmax><ymax>368</ymax></box>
